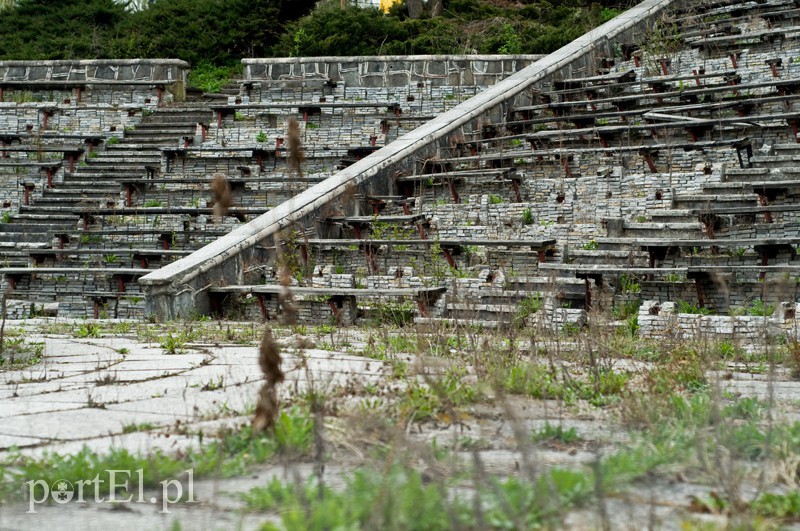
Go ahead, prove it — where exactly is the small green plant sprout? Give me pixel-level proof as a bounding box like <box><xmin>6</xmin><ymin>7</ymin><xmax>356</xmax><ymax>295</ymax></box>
<box><xmin>160</xmin><ymin>332</ymin><xmax>186</xmax><ymax>354</ymax></box>
<box><xmin>747</xmin><ymin>298</ymin><xmax>775</xmax><ymax>317</ymax></box>
<box><xmin>620</xmin><ymin>273</ymin><xmax>640</xmax><ymax>293</ymax></box>
<box><xmin>532</xmin><ymin>422</ymin><xmax>581</xmax><ymax>444</ymax></box>
<box><xmin>105</xmin><ymin>136</ymin><xmax>120</xmax><ymax>146</ymax></box>
<box><xmin>122</xmin><ymin>422</ymin><xmax>158</xmax><ymax>434</ymax></box>
<box><xmin>255</xmin><ymin>130</ymin><xmax>268</xmax><ymax>143</ymax></box>
<box><xmin>74</xmin><ymin>322</ymin><xmax>102</xmax><ymax>338</ymax></box>
<box><xmin>143</xmin><ymin>199</ymin><xmax>162</xmax><ymax>207</ymax></box>
<box><xmin>305</xmin><ymin>122</ymin><xmax>319</xmax><ymax>129</ymax></box>
<box><xmin>488</xmin><ymin>194</ymin><xmax>504</xmax><ymax>205</ymax></box>
<box><xmin>612</xmin><ymin>299</ymin><xmax>640</xmax><ymax>320</ymax></box>
<box><xmin>515</xmin><ymin>294</ymin><xmax>543</xmax><ymax>327</ymax></box>
<box><xmin>234</xmin><ymin>111</ymin><xmax>245</xmax><ymax>121</ymax></box>
<box><xmin>0</xmin><ymin>211</ymin><xmax>11</xmax><ymax>224</ymax></box>
<box><xmin>675</xmin><ymin>299</ymin><xmax>712</xmax><ymax>315</ymax></box>
<box><xmin>103</xmin><ymin>254</ymin><xmax>118</xmax><ymax>264</ymax></box>
<box><xmin>201</xmin><ymin>376</ymin><xmax>224</xmax><ymax>391</ymax></box>
<box><xmin>509</xmin><ymin>138</ymin><xmax>523</xmax><ymax>147</ymax></box>
<box><xmin>582</xmin><ymin>239</ymin><xmax>599</xmax><ymax>250</ymax></box>
<box><xmin>522</xmin><ymin>207</ymin><xmax>534</xmax><ymax>225</ymax></box>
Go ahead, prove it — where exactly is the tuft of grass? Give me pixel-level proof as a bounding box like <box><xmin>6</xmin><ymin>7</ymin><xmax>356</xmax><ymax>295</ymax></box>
<box><xmin>514</xmin><ymin>294</ymin><xmax>542</xmax><ymax>327</ymax></box>
<box><xmin>122</xmin><ymin>422</ymin><xmax>158</xmax><ymax>434</ymax></box>
<box><xmin>0</xmin><ymin>408</ymin><xmax>314</xmax><ymax>500</ymax></box>
<box><xmin>160</xmin><ymin>332</ymin><xmax>187</xmax><ymax>354</ymax></box>
<box><xmin>522</xmin><ymin>207</ymin><xmax>534</xmax><ymax>225</ymax></box>
<box><xmin>502</xmin><ymin>362</ymin><xmax>629</xmax><ymax>406</ymax></box>
<box><xmin>532</xmin><ymin>422</ymin><xmax>581</xmax><ymax>444</ymax></box>
<box><xmin>676</xmin><ymin>299</ymin><xmax>712</xmax><ymax>315</ymax></box>
<box><xmin>751</xmin><ymin>491</ymin><xmax>800</xmax><ymax>519</ymax></box>
<box><xmin>74</xmin><ymin>322</ymin><xmax>102</xmax><ymax>338</ymax></box>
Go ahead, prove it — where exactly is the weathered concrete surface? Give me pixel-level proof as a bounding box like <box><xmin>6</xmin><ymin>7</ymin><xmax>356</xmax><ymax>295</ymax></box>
<box><xmin>0</xmin><ymin>331</ymin><xmax>385</xmax><ymax>457</ymax></box>
<box><xmin>0</xmin><ymin>59</ymin><xmax>189</xmax><ymax>83</ymax></box>
<box><xmin>1</xmin><ymin>320</ymin><xmax>800</xmax><ymax>530</ymax></box>
<box><xmin>242</xmin><ymin>55</ymin><xmax>545</xmax><ymax>87</ymax></box>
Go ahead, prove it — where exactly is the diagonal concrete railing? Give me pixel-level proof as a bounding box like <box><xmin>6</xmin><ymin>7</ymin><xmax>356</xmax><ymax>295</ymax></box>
<box><xmin>139</xmin><ymin>0</ymin><xmax>678</xmax><ymax>319</ymax></box>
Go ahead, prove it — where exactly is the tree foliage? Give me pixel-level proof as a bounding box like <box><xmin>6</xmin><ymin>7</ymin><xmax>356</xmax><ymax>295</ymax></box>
<box><xmin>279</xmin><ymin>0</ymin><xmax>628</xmax><ymax>57</ymax></box>
<box><xmin>0</xmin><ymin>0</ymin><xmax>316</xmax><ymax>65</ymax></box>
<box><xmin>0</xmin><ymin>0</ymin><xmax>127</xmax><ymax>60</ymax></box>
<box><xmin>0</xmin><ymin>0</ymin><xmax>628</xmax><ymax>63</ymax></box>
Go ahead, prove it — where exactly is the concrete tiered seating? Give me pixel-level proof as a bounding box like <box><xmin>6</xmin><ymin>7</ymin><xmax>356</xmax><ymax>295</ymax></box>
<box><xmin>76</xmin><ymin>6</ymin><xmax>800</xmax><ymax>325</ymax></box>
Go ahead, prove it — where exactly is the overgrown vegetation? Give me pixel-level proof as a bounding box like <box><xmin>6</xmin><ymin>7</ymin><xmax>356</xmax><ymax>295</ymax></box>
<box><xmin>3</xmin><ymin>313</ymin><xmax>800</xmax><ymax>529</ymax></box>
<box><xmin>0</xmin><ymin>408</ymin><xmax>314</xmax><ymax>499</ymax></box>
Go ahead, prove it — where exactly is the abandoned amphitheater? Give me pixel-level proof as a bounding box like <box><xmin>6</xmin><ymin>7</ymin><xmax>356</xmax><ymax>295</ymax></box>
<box><xmin>2</xmin><ymin>0</ymin><xmax>800</xmax><ymax>338</ymax></box>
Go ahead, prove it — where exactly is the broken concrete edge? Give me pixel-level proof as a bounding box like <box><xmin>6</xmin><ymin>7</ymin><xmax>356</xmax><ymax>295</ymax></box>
<box><xmin>0</xmin><ymin>59</ymin><xmax>190</xmax><ymax>67</ymax></box>
<box><xmin>138</xmin><ymin>0</ymin><xmax>674</xmax><ymax>320</ymax></box>
<box><xmin>0</xmin><ymin>59</ymin><xmax>189</xmax><ymax>87</ymax></box>
<box><xmin>242</xmin><ymin>54</ymin><xmax>545</xmax><ymax>68</ymax></box>
<box><xmin>243</xmin><ymin>55</ymin><xmax>548</xmax><ymax>88</ymax></box>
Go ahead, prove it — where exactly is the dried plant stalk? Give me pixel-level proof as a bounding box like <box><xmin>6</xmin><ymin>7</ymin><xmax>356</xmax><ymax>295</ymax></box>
<box><xmin>252</xmin><ymin>327</ymin><xmax>285</xmax><ymax>432</ymax></box>
<box><xmin>211</xmin><ymin>172</ymin><xmax>232</xmax><ymax>220</ymax></box>
<box><xmin>287</xmin><ymin>118</ymin><xmax>305</xmax><ymax>180</ymax></box>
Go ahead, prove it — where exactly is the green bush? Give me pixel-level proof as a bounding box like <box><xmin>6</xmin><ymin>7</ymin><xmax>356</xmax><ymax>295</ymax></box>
<box><xmin>675</xmin><ymin>300</ymin><xmax>712</xmax><ymax>315</ymax></box>
<box><xmin>747</xmin><ymin>298</ymin><xmax>775</xmax><ymax>317</ymax></box>
<box><xmin>374</xmin><ymin>300</ymin><xmax>416</xmax><ymax>327</ymax></box>
<box><xmin>188</xmin><ymin>63</ymin><xmax>233</xmax><ymax>94</ymax></box>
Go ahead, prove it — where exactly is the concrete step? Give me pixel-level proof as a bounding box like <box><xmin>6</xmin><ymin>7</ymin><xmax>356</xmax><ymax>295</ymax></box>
<box><xmin>33</xmin><ymin>199</ymin><xmax>115</xmax><ymax>210</ymax></box>
<box><xmin>85</xmin><ymin>156</ymin><xmax>161</xmax><ymax>165</ymax></box>
<box><xmin>749</xmin><ymin>155</ymin><xmax>800</xmax><ymax>168</ymax></box>
<box><xmin>704</xmin><ymin>180</ymin><xmax>800</xmax><ymax>192</ymax></box>
<box><xmin>0</xmin><ymin>231</ymin><xmax>60</xmax><ymax>243</ymax></box>
<box><xmin>447</xmin><ymin>303</ymin><xmax>518</xmax><ymax>320</ymax></box>
<box><xmin>619</xmin><ymin>221</ymin><xmax>705</xmax><ymax>238</ymax></box>
<box><xmin>104</xmin><ymin>143</ymin><xmax>172</xmax><ymax>152</ymax></box>
<box><xmin>413</xmin><ymin>317</ymin><xmax>503</xmax><ymax>329</ymax></box>
<box><xmin>124</xmin><ymin>128</ymin><xmax>197</xmax><ymax>138</ymax></box>
<box><xmin>133</xmin><ymin>122</ymin><xmax>206</xmax><ymax>131</ymax></box>
<box><xmin>772</xmin><ymin>143</ymin><xmax>800</xmax><ymax>155</ymax></box>
<box><xmin>723</xmin><ymin>169</ymin><xmax>800</xmax><ymax>183</ymax></box>
<box><xmin>54</xmin><ymin>183</ymin><xmax>120</xmax><ymax>193</ymax></box>
<box><xmin>647</xmin><ymin>209</ymin><xmax>696</xmax><ymax>222</ymax></box>
<box><xmin>113</xmin><ymin>137</ymin><xmax>194</xmax><ymax>146</ymax></box>
<box><xmin>23</xmin><ymin>200</ymin><xmax>104</xmax><ymax>212</ymax></box>
<box><xmin>72</xmin><ymin>161</ymin><xmax>152</xmax><ymax>173</ymax></box>
<box><xmin>567</xmin><ymin>249</ymin><xmax>650</xmax><ymax>265</ymax></box>
<box><xmin>65</xmin><ymin>170</ymin><xmax>147</xmax><ymax>180</ymax></box>
<box><xmin>672</xmin><ymin>194</ymin><xmax>758</xmax><ymax>210</ymax></box>
<box><xmin>7</xmin><ymin>211</ymin><xmax>76</xmax><ymax>221</ymax></box>
<box><xmin>0</xmin><ymin>221</ymin><xmax>73</xmax><ymax>234</ymax></box>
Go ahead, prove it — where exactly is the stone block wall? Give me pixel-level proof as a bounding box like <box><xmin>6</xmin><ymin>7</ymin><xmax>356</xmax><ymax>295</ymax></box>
<box><xmin>0</xmin><ymin>59</ymin><xmax>188</xmax><ymax>106</ymax></box>
<box><xmin>242</xmin><ymin>56</ymin><xmax>543</xmax><ymax>88</ymax></box>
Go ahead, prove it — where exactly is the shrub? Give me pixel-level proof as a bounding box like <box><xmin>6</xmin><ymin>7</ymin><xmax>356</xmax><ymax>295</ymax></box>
<box><xmin>522</xmin><ymin>207</ymin><xmax>534</xmax><ymax>225</ymax></box>
<box><xmin>675</xmin><ymin>300</ymin><xmax>712</xmax><ymax>315</ymax></box>
<box><xmin>747</xmin><ymin>298</ymin><xmax>775</xmax><ymax>317</ymax></box>
<box><xmin>188</xmin><ymin>62</ymin><xmax>233</xmax><ymax>94</ymax></box>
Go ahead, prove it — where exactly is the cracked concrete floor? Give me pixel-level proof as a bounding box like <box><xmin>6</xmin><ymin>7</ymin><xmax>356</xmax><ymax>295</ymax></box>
<box><xmin>2</xmin><ymin>321</ymin><xmax>800</xmax><ymax>530</ymax></box>
<box><xmin>0</xmin><ymin>322</ymin><xmax>388</xmax><ymax>530</ymax></box>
